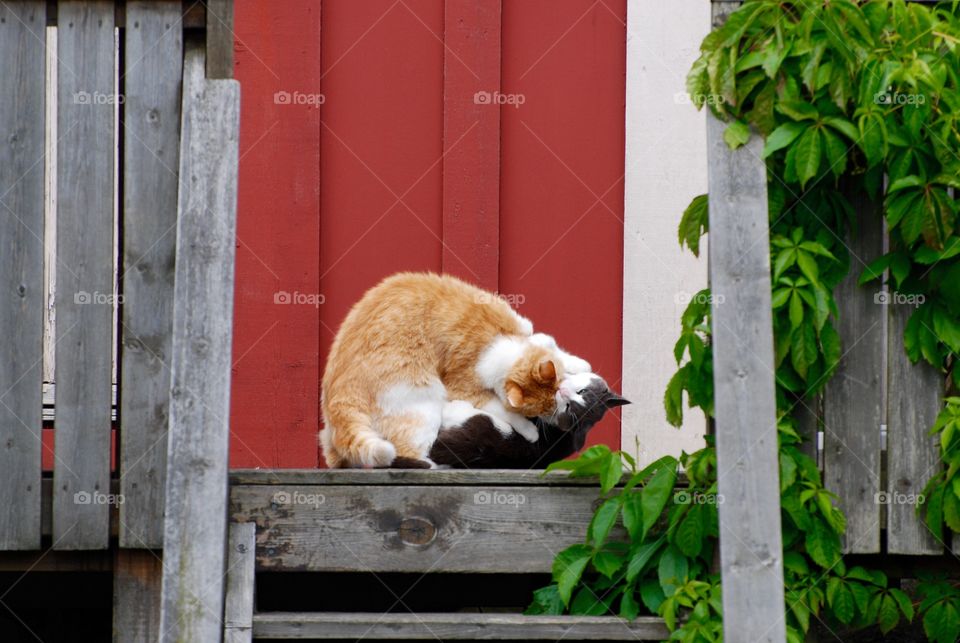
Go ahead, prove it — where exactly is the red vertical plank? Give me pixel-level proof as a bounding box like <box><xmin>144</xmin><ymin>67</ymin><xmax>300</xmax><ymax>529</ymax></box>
<box><xmin>319</xmin><ymin>0</ymin><xmax>445</xmax><ymax>465</ymax></box>
<box><xmin>231</xmin><ymin>1</ymin><xmax>322</xmax><ymax>467</ymax></box>
<box><xmin>499</xmin><ymin>0</ymin><xmax>626</xmax><ymax>451</ymax></box>
<box><xmin>441</xmin><ymin>0</ymin><xmax>501</xmax><ymax>291</ymax></box>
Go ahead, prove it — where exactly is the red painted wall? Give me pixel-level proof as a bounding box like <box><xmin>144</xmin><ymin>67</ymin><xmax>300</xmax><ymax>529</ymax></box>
<box><xmin>230</xmin><ymin>0</ymin><xmax>626</xmax><ymax>468</ymax></box>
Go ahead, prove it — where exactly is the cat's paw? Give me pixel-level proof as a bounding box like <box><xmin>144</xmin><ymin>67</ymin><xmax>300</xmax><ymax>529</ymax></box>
<box><xmin>510</xmin><ymin>418</ymin><xmax>540</xmax><ymax>443</ymax></box>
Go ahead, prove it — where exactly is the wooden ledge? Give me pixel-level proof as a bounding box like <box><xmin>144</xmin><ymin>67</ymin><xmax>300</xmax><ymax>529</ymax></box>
<box><xmin>229</xmin><ymin>468</ymin><xmax>611</xmax><ymax>486</ymax></box>
<box><xmin>252</xmin><ymin>612</ymin><xmax>669</xmax><ymax>640</ymax></box>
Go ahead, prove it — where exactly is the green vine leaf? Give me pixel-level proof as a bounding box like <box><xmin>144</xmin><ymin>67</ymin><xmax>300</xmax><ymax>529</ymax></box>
<box><xmin>724</xmin><ymin>120</ymin><xmax>751</xmax><ymax>149</ymax></box>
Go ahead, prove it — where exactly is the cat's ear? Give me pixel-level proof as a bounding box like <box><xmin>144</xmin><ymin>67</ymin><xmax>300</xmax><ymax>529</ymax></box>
<box><xmin>604</xmin><ymin>393</ymin><xmax>630</xmax><ymax>408</ymax></box>
<box><xmin>536</xmin><ymin>359</ymin><xmax>557</xmax><ymax>384</ymax></box>
<box><xmin>505</xmin><ymin>381</ymin><xmax>525</xmax><ymax>409</ymax></box>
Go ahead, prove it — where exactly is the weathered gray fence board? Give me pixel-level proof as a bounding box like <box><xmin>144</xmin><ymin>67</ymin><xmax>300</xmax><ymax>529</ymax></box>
<box><xmin>0</xmin><ymin>1</ymin><xmax>46</xmax><ymax>551</ymax></box>
<box><xmin>159</xmin><ymin>44</ymin><xmax>240</xmax><ymax>643</ymax></box>
<box><xmin>823</xmin><ymin>191</ymin><xmax>885</xmax><ymax>554</ymax></box>
<box><xmin>205</xmin><ymin>0</ymin><xmax>234</xmax><ymax>79</ymax></box>
<box><xmin>887</xmin><ymin>303</ymin><xmax>943</xmax><ymax>554</ymax></box>
<box><xmin>119</xmin><ymin>0</ymin><xmax>183</xmax><ymax>550</ymax></box>
<box><xmin>230</xmin><ymin>484</ymin><xmax>615</xmax><ymax>573</ymax></box>
<box><xmin>706</xmin><ymin>108</ymin><xmax>786</xmax><ymax>642</ymax></box>
<box><xmin>53</xmin><ymin>0</ymin><xmax>115</xmax><ymax>550</ymax></box>
<box><xmin>252</xmin><ymin>613</ymin><xmax>670</xmax><ymax>640</ymax></box>
<box><xmin>224</xmin><ymin>522</ymin><xmax>256</xmax><ymax>643</ymax></box>
<box><xmin>229</xmin><ymin>468</ymin><xmax>628</xmax><ymax>486</ymax></box>
<box><xmin>112</xmin><ymin>549</ymin><xmax>163</xmax><ymax>643</ymax></box>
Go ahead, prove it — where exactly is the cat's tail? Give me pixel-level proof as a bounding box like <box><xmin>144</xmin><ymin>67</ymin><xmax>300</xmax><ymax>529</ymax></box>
<box><xmin>321</xmin><ymin>405</ymin><xmax>396</xmax><ymax>468</ymax></box>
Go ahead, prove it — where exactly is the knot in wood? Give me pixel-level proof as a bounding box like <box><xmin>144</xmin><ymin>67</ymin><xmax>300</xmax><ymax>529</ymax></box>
<box><xmin>397</xmin><ymin>517</ymin><xmax>436</xmax><ymax>546</ymax></box>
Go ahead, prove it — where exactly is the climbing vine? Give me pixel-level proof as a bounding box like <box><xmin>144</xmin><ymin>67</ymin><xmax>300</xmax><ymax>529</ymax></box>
<box><xmin>532</xmin><ymin>1</ymin><xmax>960</xmax><ymax>641</ymax></box>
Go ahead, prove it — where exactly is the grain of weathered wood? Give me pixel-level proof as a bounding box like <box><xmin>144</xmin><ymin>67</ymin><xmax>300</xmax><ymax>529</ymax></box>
<box><xmin>205</xmin><ymin>0</ymin><xmax>234</xmax><ymax>79</ymax></box>
<box><xmin>228</xmin><ymin>468</ymin><xmax>629</xmax><ymax>486</ymax></box>
<box><xmin>229</xmin><ymin>484</ymin><xmax>617</xmax><ymax>573</ymax></box>
<box><xmin>706</xmin><ymin>107</ymin><xmax>786</xmax><ymax>642</ymax></box>
<box><xmin>887</xmin><ymin>302</ymin><xmax>943</xmax><ymax>554</ymax></box>
<box><xmin>252</xmin><ymin>613</ymin><xmax>670</xmax><ymax>640</ymax></box>
<box><xmin>224</xmin><ymin>522</ymin><xmax>256</xmax><ymax>643</ymax></box>
<box><xmin>119</xmin><ymin>0</ymin><xmax>183</xmax><ymax>550</ymax></box>
<box><xmin>159</xmin><ymin>43</ymin><xmax>240</xmax><ymax>643</ymax></box>
<box><xmin>112</xmin><ymin>549</ymin><xmax>163</xmax><ymax>643</ymax></box>
<box><xmin>53</xmin><ymin>0</ymin><xmax>115</xmax><ymax>550</ymax></box>
<box><xmin>44</xmin><ymin>2</ymin><xmax>208</xmax><ymax>29</ymax></box>
<box><xmin>823</xmin><ymin>189</ymin><xmax>885</xmax><ymax>554</ymax></box>
<box><xmin>0</xmin><ymin>0</ymin><xmax>46</xmax><ymax>551</ymax></box>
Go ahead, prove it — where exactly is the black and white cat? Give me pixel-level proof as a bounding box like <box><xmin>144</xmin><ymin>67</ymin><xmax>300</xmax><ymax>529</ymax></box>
<box><xmin>428</xmin><ymin>373</ymin><xmax>629</xmax><ymax>469</ymax></box>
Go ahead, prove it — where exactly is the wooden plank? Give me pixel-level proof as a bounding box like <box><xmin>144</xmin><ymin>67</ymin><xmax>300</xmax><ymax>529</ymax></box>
<box><xmin>53</xmin><ymin>0</ymin><xmax>116</xmax><ymax>551</ymax></box>
<box><xmin>42</xmin><ymin>382</ymin><xmax>115</xmax><ymax>421</ymax></box>
<box><xmin>159</xmin><ymin>42</ymin><xmax>240</xmax><ymax>643</ymax></box>
<box><xmin>252</xmin><ymin>613</ymin><xmax>669</xmax><ymax>640</ymax></box>
<box><xmin>205</xmin><ymin>0</ymin><xmax>233</xmax><ymax>79</ymax></box>
<box><xmin>112</xmin><ymin>549</ymin><xmax>163</xmax><ymax>643</ymax></box>
<box><xmin>119</xmin><ymin>0</ymin><xmax>183</xmax><ymax>550</ymax></box>
<box><xmin>228</xmin><ymin>468</ymin><xmax>649</xmax><ymax>486</ymax></box>
<box><xmin>224</xmin><ymin>522</ymin><xmax>256</xmax><ymax>643</ymax></box>
<box><xmin>441</xmin><ymin>0</ymin><xmax>500</xmax><ymax>291</ymax></box>
<box><xmin>0</xmin><ymin>0</ymin><xmax>46</xmax><ymax>551</ymax></box>
<box><xmin>705</xmin><ymin>107</ymin><xmax>786</xmax><ymax>641</ymax></box>
<box><xmin>45</xmin><ymin>2</ymin><xmax>207</xmax><ymax>29</ymax></box>
<box><xmin>823</xmin><ymin>190</ymin><xmax>885</xmax><ymax>554</ymax></box>
<box><xmin>231</xmin><ymin>0</ymin><xmax>322</xmax><ymax>468</ymax></box>
<box><xmin>230</xmin><ymin>484</ymin><xmax>617</xmax><ymax>573</ymax></box>
<box><xmin>887</xmin><ymin>303</ymin><xmax>943</xmax><ymax>554</ymax></box>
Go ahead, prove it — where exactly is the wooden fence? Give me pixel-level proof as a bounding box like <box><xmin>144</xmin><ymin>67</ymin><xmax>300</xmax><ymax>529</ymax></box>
<box><xmin>0</xmin><ymin>1</ymin><xmax>953</xmax><ymax>641</ymax></box>
<box><xmin>0</xmin><ymin>1</ymin><xmax>238</xmax><ymax>640</ymax></box>
<box><xmin>709</xmin><ymin>0</ymin><xmax>949</xmax><ymax>640</ymax></box>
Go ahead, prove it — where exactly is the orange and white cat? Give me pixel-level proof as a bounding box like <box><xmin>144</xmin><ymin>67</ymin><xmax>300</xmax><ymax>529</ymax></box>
<box><xmin>320</xmin><ymin>272</ymin><xmax>589</xmax><ymax>468</ymax></box>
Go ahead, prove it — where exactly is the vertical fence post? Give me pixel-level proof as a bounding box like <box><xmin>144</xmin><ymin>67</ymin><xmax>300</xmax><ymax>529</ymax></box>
<box><xmin>159</xmin><ymin>42</ymin><xmax>240</xmax><ymax>642</ymax></box>
<box><xmin>0</xmin><ymin>0</ymin><xmax>46</xmax><ymax>551</ymax></box>
<box><xmin>706</xmin><ymin>98</ymin><xmax>787</xmax><ymax>643</ymax></box>
<box><xmin>53</xmin><ymin>0</ymin><xmax>116</xmax><ymax>551</ymax></box>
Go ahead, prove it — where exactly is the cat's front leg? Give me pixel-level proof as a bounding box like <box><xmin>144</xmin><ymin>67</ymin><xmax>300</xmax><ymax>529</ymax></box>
<box><xmin>442</xmin><ymin>400</ymin><xmax>513</xmax><ymax>435</ymax></box>
<box><xmin>479</xmin><ymin>399</ymin><xmax>539</xmax><ymax>443</ymax></box>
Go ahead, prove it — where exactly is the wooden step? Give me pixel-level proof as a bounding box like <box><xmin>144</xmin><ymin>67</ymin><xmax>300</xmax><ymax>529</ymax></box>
<box><xmin>251</xmin><ymin>612</ymin><xmax>670</xmax><ymax>640</ymax></box>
